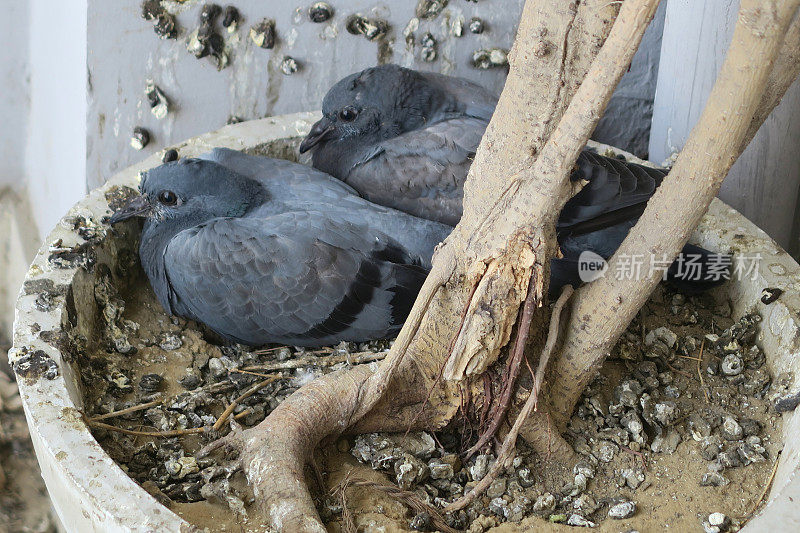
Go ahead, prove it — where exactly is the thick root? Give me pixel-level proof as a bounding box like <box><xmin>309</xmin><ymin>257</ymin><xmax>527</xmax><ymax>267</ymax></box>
<box><xmin>200</xmin><ymin>365</ymin><xmax>376</xmax><ymax>531</ymax></box>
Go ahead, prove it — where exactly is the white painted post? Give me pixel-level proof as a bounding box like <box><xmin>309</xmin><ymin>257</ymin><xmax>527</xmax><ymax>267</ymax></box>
<box><xmin>25</xmin><ymin>0</ymin><xmax>89</xmax><ymax>241</ymax></box>
<box><xmin>650</xmin><ymin>0</ymin><xmax>800</xmax><ymax>257</ymax></box>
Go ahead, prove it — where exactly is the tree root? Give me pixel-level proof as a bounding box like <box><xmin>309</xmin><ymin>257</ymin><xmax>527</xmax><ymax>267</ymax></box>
<box><xmin>464</xmin><ymin>271</ymin><xmax>541</xmax><ymax>460</ymax></box>
<box><xmin>198</xmin><ymin>365</ymin><xmax>379</xmax><ymax>532</ymax></box>
<box><xmin>446</xmin><ymin>286</ymin><xmax>573</xmax><ymax>512</ymax></box>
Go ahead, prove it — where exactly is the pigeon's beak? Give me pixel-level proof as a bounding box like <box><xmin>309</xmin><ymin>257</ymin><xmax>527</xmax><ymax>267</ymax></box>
<box><xmin>108</xmin><ymin>195</ymin><xmax>152</xmax><ymax>224</ymax></box>
<box><xmin>299</xmin><ymin>117</ymin><xmax>334</xmax><ymax>154</ymax></box>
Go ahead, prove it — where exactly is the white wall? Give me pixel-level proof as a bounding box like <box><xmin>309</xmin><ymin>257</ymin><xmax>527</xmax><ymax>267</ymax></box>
<box><xmin>26</xmin><ymin>0</ymin><xmax>88</xmax><ymax>240</ymax></box>
<box><xmin>0</xmin><ymin>1</ymin><xmax>30</xmax><ymax>188</ymax></box>
<box><xmin>86</xmin><ymin>0</ymin><xmax>666</xmax><ymax>187</ymax></box>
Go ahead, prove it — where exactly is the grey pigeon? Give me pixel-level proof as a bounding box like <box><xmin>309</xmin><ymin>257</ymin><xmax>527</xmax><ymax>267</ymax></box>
<box><xmin>109</xmin><ymin>148</ymin><xmax>451</xmax><ymax>347</ymax></box>
<box><xmin>300</xmin><ymin>64</ymin><xmax>730</xmax><ymax>293</ymax></box>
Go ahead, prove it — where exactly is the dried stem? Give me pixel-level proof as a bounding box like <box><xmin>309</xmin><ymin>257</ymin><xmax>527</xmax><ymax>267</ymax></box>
<box><xmin>242</xmin><ymin>351</ymin><xmax>387</xmax><ymax>372</ymax></box>
<box><xmin>84</xmin><ymin>417</ymin><xmax>207</xmax><ymax>438</ymax></box>
<box><xmin>212</xmin><ymin>375</ymin><xmax>281</xmax><ymax>431</ymax></box>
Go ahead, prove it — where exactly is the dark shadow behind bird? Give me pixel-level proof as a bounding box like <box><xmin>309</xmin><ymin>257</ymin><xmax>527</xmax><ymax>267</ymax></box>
<box><xmin>109</xmin><ymin>148</ymin><xmax>451</xmax><ymax>347</ymax></box>
<box><xmin>300</xmin><ymin>64</ymin><xmax>730</xmax><ymax>294</ymax></box>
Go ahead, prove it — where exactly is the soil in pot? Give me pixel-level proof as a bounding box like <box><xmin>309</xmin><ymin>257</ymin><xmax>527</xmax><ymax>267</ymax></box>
<box><xmin>78</xmin><ymin>256</ymin><xmax>783</xmax><ymax>532</ymax></box>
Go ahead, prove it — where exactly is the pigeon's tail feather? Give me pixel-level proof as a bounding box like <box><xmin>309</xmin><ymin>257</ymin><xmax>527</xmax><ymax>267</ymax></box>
<box><xmin>549</xmin><ymin>243</ymin><xmax>730</xmax><ymax>299</ymax></box>
<box><xmin>549</xmin><ymin>258</ymin><xmax>583</xmax><ymax>299</ymax></box>
<box><xmin>370</xmin><ymin>243</ymin><xmax>429</xmax><ymax>326</ymax></box>
<box><xmin>388</xmin><ymin>264</ymin><xmax>429</xmax><ymax>326</ymax></box>
<box><xmin>665</xmin><ymin>243</ymin><xmax>732</xmax><ymax>294</ymax></box>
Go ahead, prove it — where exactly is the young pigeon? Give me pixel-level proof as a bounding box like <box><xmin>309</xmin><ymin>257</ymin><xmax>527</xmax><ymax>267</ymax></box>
<box><xmin>300</xmin><ymin>64</ymin><xmax>729</xmax><ymax>292</ymax></box>
<box><xmin>109</xmin><ymin>148</ymin><xmax>451</xmax><ymax>347</ymax></box>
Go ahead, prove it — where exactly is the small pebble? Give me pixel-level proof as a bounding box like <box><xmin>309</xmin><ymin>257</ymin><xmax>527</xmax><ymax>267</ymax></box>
<box><xmin>700</xmin><ymin>435</ymin><xmax>722</xmax><ymax>461</ymax></box>
<box><xmin>471</xmin><ymin>48</ymin><xmax>509</xmax><ymax>69</ymax></box>
<box><xmin>409</xmin><ymin>511</ymin><xmax>431</xmax><ymax>530</ymax></box>
<box><xmin>428</xmin><ymin>459</ymin><xmax>454</xmax><ymax>480</ymax></box>
<box><xmin>708</xmin><ymin>512</ymin><xmax>726</xmax><ymax>525</ymax></box>
<box><xmin>346</xmin><ymin>15</ymin><xmax>389</xmax><ymax>41</ymax></box>
<box><xmin>486</xmin><ymin>478</ymin><xmax>506</xmax><ymax>499</ymax></box>
<box><xmin>153</xmin><ymin>12</ymin><xmax>178</xmax><ymax>39</ymax></box>
<box><xmin>394</xmin><ymin>454</ymin><xmax>428</xmax><ymax>490</ymax></box>
<box><xmin>708</xmin><ymin>511</ymin><xmax>729</xmax><ymax>528</ymax></box>
<box><xmin>130</xmin><ymin>127</ymin><xmax>150</xmax><ymax>150</ymax></box>
<box><xmin>159</xmin><ymin>333</ymin><xmax>183</xmax><ymax>351</ymax></box>
<box><xmin>415</xmin><ymin>0</ymin><xmax>448</xmax><ymax>20</ymax></box>
<box><xmin>179</xmin><ymin>372</ymin><xmax>201</xmax><ymax>390</ymax></box>
<box><xmin>645</xmin><ymin>326</ymin><xmax>678</xmax><ymax>348</ymax></box>
<box><xmin>139</xmin><ymin>373</ymin><xmax>164</xmax><ymax>393</ymax></box>
<box><xmin>701</xmin><ymin>472</ymin><xmax>729</xmax><ymax>486</ymax></box>
<box><xmin>469</xmin><ymin>454</ymin><xmax>492</xmax><ymax>481</ymax></box>
<box><xmin>608</xmin><ymin>500</ymin><xmax>636</xmax><ymax>519</ymax></box>
<box><xmin>280</xmin><ymin>56</ymin><xmax>300</xmax><ymax>75</ymax></box>
<box><xmin>597</xmin><ymin>441</ymin><xmax>618</xmax><ymax>462</ymax></box>
<box><xmin>420</xmin><ymin>32</ymin><xmax>437</xmax><ymax>62</ymax></box>
<box><xmin>489</xmin><ymin>497</ymin><xmax>508</xmax><ymax>517</ymax></box>
<box><xmin>533</xmin><ymin>493</ymin><xmax>556</xmax><ymax>515</ymax></box>
<box><xmin>451</xmin><ymin>15</ymin><xmax>463</xmax><ymax>37</ymax></box>
<box><xmin>200</xmin><ymin>4</ymin><xmax>221</xmax><ymax>25</ymax></box>
<box><xmin>720</xmin><ymin>416</ymin><xmax>743</xmax><ymax>441</ymax></box>
<box><xmin>567</xmin><ymin>514</ymin><xmax>595</xmax><ymax>527</ymax></box>
<box><xmin>469</xmin><ymin>17</ymin><xmax>485</xmax><ymax>34</ymax></box>
<box><xmin>145</xmin><ymin>81</ymin><xmax>169</xmax><ymax>120</ymax></box>
<box><xmin>222</xmin><ymin>6</ymin><xmax>240</xmax><ymax>32</ymax></box>
<box><xmin>162</xmin><ymin>149</ymin><xmax>179</xmax><ymax>163</ymax></box>
<box><xmin>720</xmin><ymin>354</ymin><xmax>743</xmax><ymax>376</ymax></box>
<box><xmin>308</xmin><ymin>2</ymin><xmax>333</xmax><ymax>23</ymax></box>
<box><xmin>517</xmin><ymin>467</ymin><xmax>535</xmax><ymax>487</ymax></box>
<box><xmin>208</xmin><ymin>357</ymin><xmax>227</xmax><ymax>379</ymax></box>
<box><xmin>760</xmin><ymin>287</ymin><xmax>782</xmax><ymax>304</ymax></box>
<box><xmin>250</xmin><ymin>19</ymin><xmax>276</xmax><ymax>48</ymax></box>
<box><xmin>573</xmin><ymin>494</ymin><xmax>598</xmax><ymax>515</ymax></box>
<box><xmin>619</xmin><ymin>468</ymin><xmax>645</xmax><ymax>489</ymax></box>
<box><xmin>651</xmin><ymin>427</ymin><xmax>681</xmax><ymax>454</ymax></box>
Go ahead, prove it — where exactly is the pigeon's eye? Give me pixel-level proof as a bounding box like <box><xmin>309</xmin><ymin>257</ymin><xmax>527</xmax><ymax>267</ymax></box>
<box><xmin>339</xmin><ymin>106</ymin><xmax>359</xmax><ymax>122</ymax></box>
<box><xmin>157</xmin><ymin>190</ymin><xmax>179</xmax><ymax>206</ymax></box>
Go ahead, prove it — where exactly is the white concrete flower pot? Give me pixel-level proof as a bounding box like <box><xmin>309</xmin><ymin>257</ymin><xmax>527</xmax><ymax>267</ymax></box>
<box><xmin>10</xmin><ymin>113</ymin><xmax>800</xmax><ymax>532</ymax></box>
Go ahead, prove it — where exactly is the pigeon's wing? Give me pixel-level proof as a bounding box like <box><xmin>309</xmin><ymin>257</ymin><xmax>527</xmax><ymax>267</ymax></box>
<box><xmin>421</xmin><ymin>71</ymin><xmax>498</xmax><ymax>121</ymax></box>
<box><xmin>557</xmin><ymin>150</ymin><xmax>669</xmax><ymax>236</ymax></box>
<box><xmin>201</xmin><ymin>147</ymin><xmax>361</xmax><ymax>198</ymax></box>
<box><xmin>344</xmin><ymin>116</ymin><xmax>486</xmax><ymax>226</ymax></box>
<box><xmin>162</xmin><ymin>211</ymin><xmax>428</xmax><ymax>347</ymax></box>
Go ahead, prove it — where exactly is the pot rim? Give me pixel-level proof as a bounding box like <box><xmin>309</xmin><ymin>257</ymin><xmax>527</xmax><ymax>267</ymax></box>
<box><xmin>10</xmin><ymin>113</ymin><xmax>800</xmax><ymax>532</ymax></box>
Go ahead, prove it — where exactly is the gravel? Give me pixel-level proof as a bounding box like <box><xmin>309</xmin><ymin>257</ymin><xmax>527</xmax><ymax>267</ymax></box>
<box><xmin>608</xmin><ymin>500</ymin><xmax>637</xmax><ymax>519</ymax></box>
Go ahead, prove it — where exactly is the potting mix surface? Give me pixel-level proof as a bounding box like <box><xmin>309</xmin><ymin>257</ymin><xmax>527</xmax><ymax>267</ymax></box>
<box><xmin>80</xmin><ymin>271</ymin><xmax>784</xmax><ymax>532</ymax></box>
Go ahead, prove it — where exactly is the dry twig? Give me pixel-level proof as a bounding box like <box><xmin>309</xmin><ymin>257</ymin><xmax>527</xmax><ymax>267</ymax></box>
<box><xmin>84</xmin><ymin>417</ymin><xmax>206</xmax><ymax>438</ymax></box>
<box><xmin>212</xmin><ymin>375</ymin><xmax>281</xmax><ymax>431</ymax></box>
<box><xmin>333</xmin><ymin>475</ymin><xmax>458</xmax><ymax>533</ymax></box>
<box><xmin>743</xmin><ymin>451</ymin><xmax>782</xmax><ymax>521</ymax></box>
<box><xmin>242</xmin><ymin>350</ymin><xmax>387</xmax><ymax>372</ymax></box>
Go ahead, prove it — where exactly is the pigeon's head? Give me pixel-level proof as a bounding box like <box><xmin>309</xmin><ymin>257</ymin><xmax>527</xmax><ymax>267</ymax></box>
<box><xmin>109</xmin><ymin>158</ymin><xmax>265</xmax><ymax>227</ymax></box>
<box><xmin>299</xmin><ymin>64</ymin><xmax>450</xmax><ymax>154</ymax></box>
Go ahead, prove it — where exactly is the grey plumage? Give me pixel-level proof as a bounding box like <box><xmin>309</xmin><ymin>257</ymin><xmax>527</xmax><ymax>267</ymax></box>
<box><xmin>301</xmin><ymin>64</ymin><xmax>729</xmax><ymax>293</ymax></box>
<box><xmin>110</xmin><ymin>148</ymin><xmax>451</xmax><ymax>347</ymax></box>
